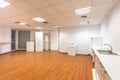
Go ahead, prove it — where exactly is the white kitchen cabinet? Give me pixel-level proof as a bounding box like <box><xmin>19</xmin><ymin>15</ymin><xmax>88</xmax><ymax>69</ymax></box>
<box><xmin>92</xmin><ymin>51</ymin><xmax>112</xmax><ymax>80</ymax></box>
<box><xmin>26</xmin><ymin>41</ymin><xmax>34</xmax><ymax>52</ymax></box>
<box><xmin>104</xmin><ymin>73</ymin><xmax>111</xmax><ymax>80</ymax></box>
<box><xmin>35</xmin><ymin>42</ymin><xmax>43</xmax><ymax>52</ymax></box>
<box><xmin>67</xmin><ymin>44</ymin><xmax>76</xmax><ymax>56</ymax></box>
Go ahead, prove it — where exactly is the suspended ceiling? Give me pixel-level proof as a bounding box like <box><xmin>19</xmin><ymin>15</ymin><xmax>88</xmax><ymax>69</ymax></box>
<box><xmin>0</xmin><ymin>0</ymin><xmax>118</xmax><ymax>29</ymax></box>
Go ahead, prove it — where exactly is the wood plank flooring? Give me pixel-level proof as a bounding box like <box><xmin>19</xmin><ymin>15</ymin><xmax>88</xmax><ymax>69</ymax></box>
<box><xmin>0</xmin><ymin>51</ymin><xmax>93</xmax><ymax>80</ymax></box>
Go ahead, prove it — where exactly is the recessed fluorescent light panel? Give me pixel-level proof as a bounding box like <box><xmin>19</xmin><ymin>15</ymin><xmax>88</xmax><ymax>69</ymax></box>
<box><xmin>32</xmin><ymin>17</ymin><xmax>46</xmax><ymax>22</ymax></box>
<box><xmin>18</xmin><ymin>22</ymin><xmax>26</xmax><ymax>26</ymax></box>
<box><xmin>75</xmin><ymin>7</ymin><xmax>91</xmax><ymax>15</ymax></box>
<box><xmin>0</xmin><ymin>0</ymin><xmax>10</xmax><ymax>8</ymax></box>
<box><xmin>35</xmin><ymin>27</ymin><xmax>42</xmax><ymax>29</ymax></box>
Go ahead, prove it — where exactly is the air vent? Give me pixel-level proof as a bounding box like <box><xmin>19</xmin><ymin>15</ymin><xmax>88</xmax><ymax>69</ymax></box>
<box><xmin>14</xmin><ymin>21</ymin><xmax>20</xmax><ymax>24</ymax></box>
<box><xmin>26</xmin><ymin>24</ymin><xmax>31</xmax><ymax>27</ymax></box>
<box><xmin>43</xmin><ymin>21</ymin><xmax>48</xmax><ymax>24</ymax></box>
<box><xmin>81</xmin><ymin>15</ymin><xmax>87</xmax><ymax>18</ymax></box>
<box><xmin>14</xmin><ymin>21</ymin><xmax>31</xmax><ymax>26</ymax></box>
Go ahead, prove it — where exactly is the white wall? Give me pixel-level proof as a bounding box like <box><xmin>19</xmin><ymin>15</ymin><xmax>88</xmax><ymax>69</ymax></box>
<box><xmin>0</xmin><ymin>27</ymin><xmax>11</xmax><ymax>54</ymax></box>
<box><xmin>59</xmin><ymin>25</ymin><xmax>100</xmax><ymax>54</ymax></box>
<box><xmin>15</xmin><ymin>29</ymin><xmax>59</xmax><ymax>51</ymax></box>
<box><xmin>50</xmin><ymin>30</ymin><xmax>59</xmax><ymax>50</ymax></box>
<box><xmin>100</xmin><ymin>0</ymin><xmax>120</xmax><ymax>53</ymax></box>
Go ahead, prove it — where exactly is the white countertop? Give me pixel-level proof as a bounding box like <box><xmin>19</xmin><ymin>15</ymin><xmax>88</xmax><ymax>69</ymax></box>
<box><xmin>93</xmin><ymin>48</ymin><xmax>120</xmax><ymax>80</ymax></box>
<box><xmin>0</xmin><ymin>42</ymin><xmax>11</xmax><ymax>44</ymax></box>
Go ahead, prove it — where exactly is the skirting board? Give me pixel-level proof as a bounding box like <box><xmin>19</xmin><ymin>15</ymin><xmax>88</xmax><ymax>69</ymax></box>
<box><xmin>0</xmin><ymin>50</ymin><xmax>12</xmax><ymax>54</ymax></box>
<box><xmin>59</xmin><ymin>51</ymin><xmax>89</xmax><ymax>55</ymax></box>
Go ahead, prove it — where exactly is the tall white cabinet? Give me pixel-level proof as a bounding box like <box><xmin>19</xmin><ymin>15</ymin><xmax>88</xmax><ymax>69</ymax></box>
<box><xmin>35</xmin><ymin>32</ymin><xmax>43</xmax><ymax>52</ymax></box>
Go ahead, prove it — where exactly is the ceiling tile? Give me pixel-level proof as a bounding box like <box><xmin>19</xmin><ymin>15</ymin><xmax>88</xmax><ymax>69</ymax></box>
<box><xmin>41</xmin><ymin>6</ymin><xmax>59</xmax><ymax>15</ymax></box>
<box><xmin>61</xmin><ymin>11</ymin><xmax>76</xmax><ymax>18</ymax></box>
<box><xmin>6</xmin><ymin>0</ymin><xmax>19</xmax><ymax>4</ymax></box>
<box><xmin>5</xmin><ymin>17</ymin><xmax>22</xmax><ymax>23</ymax></box>
<box><xmin>54</xmin><ymin>1</ymin><xmax>73</xmax><ymax>12</ymax></box>
<box><xmin>26</xmin><ymin>0</ymin><xmax>50</xmax><ymax>9</ymax></box>
<box><xmin>0</xmin><ymin>5</ymin><xmax>25</xmax><ymax>17</ymax></box>
<box><xmin>18</xmin><ymin>12</ymin><xmax>34</xmax><ymax>19</ymax></box>
<box><xmin>92</xmin><ymin>0</ymin><xmax>113</xmax><ymax>5</ymax></box>
<box><xmin>48</xmin><ymin>13</ymin><xmax>65</xmax><ymax>20</ymax></box>
<box><xmin>29</xmin><ymin>10</ymin><xmax>49</xmax><ymax>19</ymax></box>
<box><xmin>91</xmin><ymin>11</ymin><xmax>108</xmax><ymax>18</ymax></box>
<box><xmin>108</xmin><ymin>0</ymin><xmax>118</xmax><ymax>10</ymax></box>
<box><xmin>13</xmin><ymin>0</ymin><xmax>37</xmax><ymax>12</ymax></box>
<box><xmin>70</xmin><ymin>0</ymin><xmax>91</xmax><ymax>10</ymax></box>
<box><xmin>46</xmin><ymin>0</ymin><xmax>68</xmax><ymax>5</ymax></box>
<box><xmin>65</xmin><ymin>16</ymin><xmax>80</xmax><ymax>21</ymax></box>
<box><xmin>92</xmin><ymin>2</ymin><xmax>113</xmax><ymax>13</ymax></box>
<box><xmin>0</xmin><ymin>11</ymin><xmax>11</xmax><ymax>19</ymax></box>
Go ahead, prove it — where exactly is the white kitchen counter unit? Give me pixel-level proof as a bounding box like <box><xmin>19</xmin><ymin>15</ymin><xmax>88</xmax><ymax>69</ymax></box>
<box><xmin>93</xmin><ymin>48</ymin><xmax>120</xmax><ymax>80</ymax></box>
<box><xmin>26</xmin><ymin>41</ymin><xmax>34</xmax><ymax>52</ymax></box>
<box><xmin>67</xmin><ymin>44</ymin><xmax>76</xmax><ymax>56</ymax></box>
<box><xmin>35</xmin><ymin>41</ymin><xmax>43</xmax><ymax>52</ymax></box>
<box><xmin>0</xmin><ymin>42</ymin><xmax>11</xmax><ymax>54</ymax></box>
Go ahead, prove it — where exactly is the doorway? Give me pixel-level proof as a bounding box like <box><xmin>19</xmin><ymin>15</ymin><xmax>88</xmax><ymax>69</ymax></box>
<box><xmin>18</xmin><ymin>31</ymin><xmax>30</xmax><ymax>50</ymax></box>
<box><xmin>44</xmin><ymin>34</ymin><xmax>50</xmax><ymax>51</ymax></box>
<box><xmin>11</xmin><ymin>30</ymin><xmax>16</xmax><ymax>50</ymax></box>
<box><xmin>35</xmin><ymin>31</ymin><xmax>43</xmax><ymax>51</ymax></box>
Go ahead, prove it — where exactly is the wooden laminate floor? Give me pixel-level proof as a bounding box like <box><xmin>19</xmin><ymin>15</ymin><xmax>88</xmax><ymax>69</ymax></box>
<box><xmin>0</xmin><ymin>51</ymin><xmax>93</xmax><ymax>80</ymax></box>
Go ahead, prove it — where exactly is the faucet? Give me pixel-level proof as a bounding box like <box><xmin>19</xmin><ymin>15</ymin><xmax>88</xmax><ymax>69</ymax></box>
<box><xmin>104</xmin><ymin>44</ymin><xmax>113</xmax><ymax>52</ymax></box>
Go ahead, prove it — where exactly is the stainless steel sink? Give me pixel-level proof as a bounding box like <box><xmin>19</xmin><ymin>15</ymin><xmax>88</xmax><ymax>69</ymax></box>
<box><xmin>97</xmin><ymin>50</ymin><xmax>119</xmax><ymax>55</ymax></box>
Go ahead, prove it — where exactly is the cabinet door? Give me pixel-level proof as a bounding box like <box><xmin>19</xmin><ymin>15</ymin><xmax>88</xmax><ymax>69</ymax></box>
<box><xmin>95</xmin><ymin>57</ymin><xmax>105</xmax><ymax>80</ymax></box>
<box><xmin>104</xmin><ymin>72</ymin><xmax>112</xmax><ymax>80</ymax></box>
<box><xmin>26</xmin><ymin>42</ymin><xmax>34</xmax><ymax>52</ymax></box>
<box><xmin>92</xmin><ymin>50</ymin><xmax>96</xmax><ymax>62</ymax></box>
<box><xmin>93</xmin><ymin>52</ymin><xmax>112</xmax><ymax>80</ymax></box>
<box><xmin>35</xmin><ymin>42</ymin><xmax>43</xmax><ymax>51</ymax></box>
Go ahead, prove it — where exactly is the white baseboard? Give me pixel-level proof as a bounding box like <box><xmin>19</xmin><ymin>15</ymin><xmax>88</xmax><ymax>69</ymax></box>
<box><xmin>0</xmin><ymin>50</ymin><xmax>12</xmax><ymax>54</ymax></box>
<box><xmin>59</xmin><ymin>51</ymin><xmax>89</xmax><ymax>55</ymax></box>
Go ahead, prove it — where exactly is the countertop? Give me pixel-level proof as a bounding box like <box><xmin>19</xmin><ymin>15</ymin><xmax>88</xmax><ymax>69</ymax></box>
<box><xmin>0</xmin><ymin>42</ymin><xmax>11</xmax><ymax>44</ymax></box>
<box><xmin>93</xmin><ymin>48</ymin><xmax>120</xmax><ymax>80</ymax></box>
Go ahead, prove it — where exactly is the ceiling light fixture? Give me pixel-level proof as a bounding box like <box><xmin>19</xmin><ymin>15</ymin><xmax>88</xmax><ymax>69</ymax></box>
<box><xmin>0</xmin><ymin>0</ymin><xmax>4</xmax><ymax>3</ymax></box>
<box><xmin>81</xmin><ymin>15</ymin><xmax>87</xmax><ymax>18</ymax></box>
<box><xmin>32</xmin><ymin>17</ymin><xmax>46</xmax><ymax>22</ymax></box>
<box><xmin>0</xmin><ymin>0</ymin><xmax>10</xmax><ymax>8</ymax></box>
<box><xmin>35</xmin><ymin>27</ymin><xmax>42</xmax><ymax>29</ymax></box>
<box><xmin>75</xmin><ymin>7</ymin><xmax>91</xmax><ymax>15</ymax></box>
<box><xmin>18</xmin><ymin>22</ymin><xmax>27</xmax><ymax>26</ymax></box>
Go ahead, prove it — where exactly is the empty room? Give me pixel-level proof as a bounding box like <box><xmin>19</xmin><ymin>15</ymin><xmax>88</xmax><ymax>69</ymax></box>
<box><xmin>0</xmin><ymin>0</ymin><xmax>120</xmax><ymax>80</ymax></box>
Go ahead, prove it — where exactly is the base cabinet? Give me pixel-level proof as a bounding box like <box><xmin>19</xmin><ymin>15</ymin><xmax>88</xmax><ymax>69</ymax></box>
<box><xmin>104</xmin><ymin>73</ymin><xmax>112</xmax><ymax>80</ymax></box>
<box><xmin>26</xmin><ymin>41</ymin><xmax>34</xmax><ymax>52</ymax></box>
<box><xmin>93</xmin><ymin>51</ymin><xmax>112</xmax><ymax>80</ymax></box>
